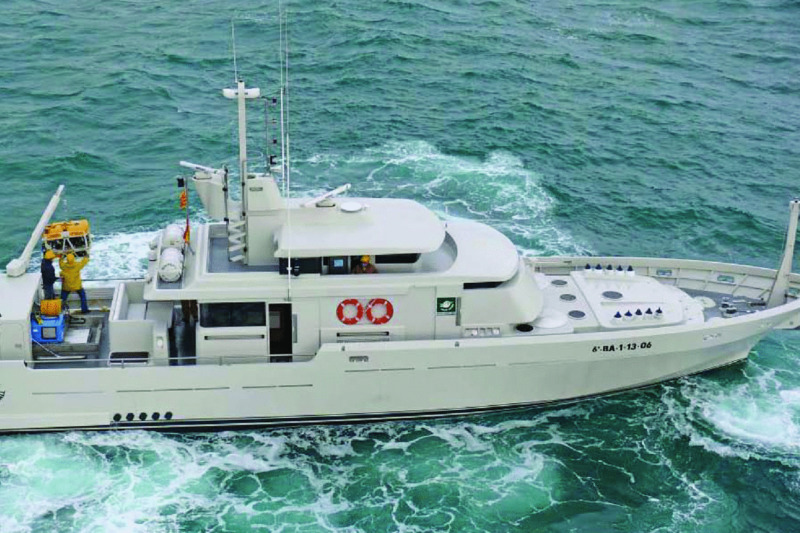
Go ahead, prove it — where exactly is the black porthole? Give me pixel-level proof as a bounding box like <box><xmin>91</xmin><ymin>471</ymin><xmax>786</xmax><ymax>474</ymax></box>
<box><xmin>139</xmin><ymin>412</ymin><xmax>147</xmax><ymax>421</ymax></box>
<box><xmin>602</xmin><ymin>291</ymin><xmax>623</xmax><ymax>300</ymax></box>
<box><xmin>560</xmin><ymin>294</ymin><xmax>577</xmax><ymax>302</ymax></box>
<box><xmin>126</xmin><ymin>413</ymin><xmax>134</xmax><ymax>422</ymax></box>
<box><xmin>568</xmin><ymin>310</ymin><xmax>586</xmax><ymax>320</ymax></box>
<box><xmin>152</xmin><ymin>412</ymin><xmax>160</xmax><ymax>421</ymax></box>
<box><xmin>113</xmin><ymin>413</ymin><xmax>121</xmax><ymax>422</ymax></box>
<box><xmin>164</xmin><ymin>411</ymin><xmax>173</xmax><ymax>420</ymax></box>
<box><xmin>551</xmin><ymin>279</ymin><xmax>568</xmax><ymax>287</ymax></box>
<box><xmin>516</xmin><ymin>323</ymin><xmax>534</xmax><ymax>333</ymax></box>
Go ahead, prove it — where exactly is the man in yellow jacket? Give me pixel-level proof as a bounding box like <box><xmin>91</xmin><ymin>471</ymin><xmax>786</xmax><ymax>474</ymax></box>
<box><xmin>60</xmin><ymin>253</ymin><xmax>90</xmax><ymax>313</ymax></box>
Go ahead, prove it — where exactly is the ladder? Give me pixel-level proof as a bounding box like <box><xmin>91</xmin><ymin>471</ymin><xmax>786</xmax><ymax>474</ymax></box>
<box><xmin>222</xmin><ymin>167</ymin><xmax>246</xmax><ymax>263</ymax></box>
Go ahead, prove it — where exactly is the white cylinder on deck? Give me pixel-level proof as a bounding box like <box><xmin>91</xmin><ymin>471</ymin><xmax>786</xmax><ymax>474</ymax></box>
<box><xmin>158</xmin><ymin>248</ymin><xmax>184</xmax><ymax>283</ymax></box>
<box><xmin>162</xmin><ymin>224</ymin><xmax>185</xmax><ymax>250</ymax></box>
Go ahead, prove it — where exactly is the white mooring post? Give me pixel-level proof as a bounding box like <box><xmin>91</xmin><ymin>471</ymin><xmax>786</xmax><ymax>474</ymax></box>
<box><xmin>767</xmin><ymin>199</ymin><xmax>800</xmax><ymax>308</ymax></box>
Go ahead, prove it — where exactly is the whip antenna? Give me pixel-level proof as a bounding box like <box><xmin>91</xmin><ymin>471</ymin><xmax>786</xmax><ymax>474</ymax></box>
<box><xmin>278</xmin><ymin>5</ymin><xmax>292</xmax><ymax>297</ymax></box>
<box><xmin>231</xmin><ymin>20</ymin><xmax>239</xmax><ymax>83</ymax></box>
<box><xmin>285</xmin><ymin>10</ymin><xmax>292</xmax><ymax>298</ymax></box>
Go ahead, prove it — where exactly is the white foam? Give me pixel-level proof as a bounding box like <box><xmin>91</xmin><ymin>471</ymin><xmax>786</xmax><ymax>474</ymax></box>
<box><xmin>81</xmin><ymin>229</ymin><xmax>160</xmax><ymax>281</ymax></box>
<box><xmin>779</xmin><ymin>389</ymin><xmax>800</xmax><ymax>404</ymax></box>
<box><xmin>305</xmin><ymin>140</ymin><xmax>589</xmax><ymax>256</ymax></box>
<box><xmin>663</xmin><ymin>355</ymin><xmax>800</xmax><ymax>464</ymax></box>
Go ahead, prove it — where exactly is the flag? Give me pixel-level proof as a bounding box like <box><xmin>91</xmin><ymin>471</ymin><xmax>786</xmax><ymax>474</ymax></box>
<box><xmin>179</xmin><ymin>189</ymin><xmax>188</xmax><ymax>210</ymax></box>
<box><xmin>183</xmin><ymin>211</ymin><xmax>190</xmax><ymax>244</ymax></box>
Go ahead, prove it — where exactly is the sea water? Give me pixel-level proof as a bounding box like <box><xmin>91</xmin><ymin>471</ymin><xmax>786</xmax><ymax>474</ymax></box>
<box><xmin>1</xmin><ymin>0</ymin><xmax>799</xmax><ymax>531</ymax></box>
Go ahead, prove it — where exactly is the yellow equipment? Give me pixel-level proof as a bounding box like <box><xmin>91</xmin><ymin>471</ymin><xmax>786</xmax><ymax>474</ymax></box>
<box><xmin>43</xmin><ymin>219</ymin><xmax>92</xmax><ymax>257</ymax></box>
<box><xmin>40</xmin><ymin>299</ymin><xmax>62</xmax><ymax>317</ymax></box>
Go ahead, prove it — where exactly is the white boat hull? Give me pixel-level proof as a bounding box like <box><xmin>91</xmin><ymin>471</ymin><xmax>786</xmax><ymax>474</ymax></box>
<box><xmin>0</xmin><ymin>294</ymin><xmax>794</xmax><ymax>433</ymax></box>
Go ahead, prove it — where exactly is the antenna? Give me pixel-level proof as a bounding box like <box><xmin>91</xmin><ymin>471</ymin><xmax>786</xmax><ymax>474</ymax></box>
<box><xmin>285</xmin><ymin>11</ymin><xmax>292</xmax><ymax>299</ymax></box>
<box><xmin>278</xmin><ymin>5</ymin><xmax>292</xmax><ymax>297</ymax></box>
<box><xmin>231</xmin><ymin>20</ymin><xmax>239</xmax><ymax>83</ymax></box>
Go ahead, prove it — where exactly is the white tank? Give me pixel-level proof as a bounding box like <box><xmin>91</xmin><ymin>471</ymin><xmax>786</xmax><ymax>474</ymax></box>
<box><xmin>162</xmin><ymin>224</ymin><xmax>185</xmax><ymax>250</ymax></box>
<box><xmin>158</xmin><ymin>248</ymin><xmax>184</xmax><ymax>283</ymax></box>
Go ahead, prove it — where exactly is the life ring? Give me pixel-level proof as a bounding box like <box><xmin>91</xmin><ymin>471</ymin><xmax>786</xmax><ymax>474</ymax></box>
<box><xmin>337</xmin><ymin>299</ymin><xmax>364</xmax><ymax>325</ymax></box>
<box><xmin>366</xmin><ymin>298</ymin><xmax>394</xmax><ymax>325</ymax></box>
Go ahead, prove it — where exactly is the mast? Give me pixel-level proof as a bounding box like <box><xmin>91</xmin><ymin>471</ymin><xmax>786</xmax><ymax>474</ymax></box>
<box><xmin>767</xmin><ymin>199</ymin><xmax>800</xmax><ymax>308</ymax></box>
<box><xmin>222</xmin><ymin>81</ymin><xmax>261</xmax><ymax>264</ymax></box>
<box><xmin>279</xmin><ymin>8</ymin><xmax>292</xmax><ymax>298</ymax></box>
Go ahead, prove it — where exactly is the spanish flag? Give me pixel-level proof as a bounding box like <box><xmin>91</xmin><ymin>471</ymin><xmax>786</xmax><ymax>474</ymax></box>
<box><xmin>179</xmin><ymin>189</ymin><xmax>188</xmax><ymax>210</ymax></box>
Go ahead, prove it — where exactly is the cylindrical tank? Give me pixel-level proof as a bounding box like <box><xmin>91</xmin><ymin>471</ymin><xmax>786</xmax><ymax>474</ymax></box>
<box><xmin>158</xmin><ymin>248</ymin><xmax>184</xmax><ymax>283</ymax></box>
<box><xmin>162</xmin><ymin>224</ymin><xmax>184</xmax><ymax>249</ymax></box>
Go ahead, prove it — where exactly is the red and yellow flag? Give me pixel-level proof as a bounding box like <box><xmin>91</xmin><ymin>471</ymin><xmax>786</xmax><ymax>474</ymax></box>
<box><xmin>179</xmin><ymin>189</ymin><xmax>188</xmax><ymax>210</ymax></box>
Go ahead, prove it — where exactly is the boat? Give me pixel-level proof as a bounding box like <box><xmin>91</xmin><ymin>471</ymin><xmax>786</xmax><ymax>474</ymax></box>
<box><xmin>2</xmin><ymin>73</ymin><xmax>800</xmax><ymax>434</ymax></box>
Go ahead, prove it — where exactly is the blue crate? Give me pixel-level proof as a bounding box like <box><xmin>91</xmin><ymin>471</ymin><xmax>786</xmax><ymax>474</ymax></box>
<box><xmin>31</xmin><ymin>313</ymin><xmax>66</xmax><ymax>344</ymax></box>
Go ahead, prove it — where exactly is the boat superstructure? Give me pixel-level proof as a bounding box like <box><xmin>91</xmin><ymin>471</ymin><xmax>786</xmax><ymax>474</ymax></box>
<box><xmin>2</xmin><ymin>75</ymin><xmax>800</xmax><ymax>433</ymax></box>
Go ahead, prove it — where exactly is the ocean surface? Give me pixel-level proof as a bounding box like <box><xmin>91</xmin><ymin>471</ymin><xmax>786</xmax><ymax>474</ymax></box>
<box><xmin>1</xmin><ymin>0</ymin><xmax>800</xmax><ymax>531</ymax></box>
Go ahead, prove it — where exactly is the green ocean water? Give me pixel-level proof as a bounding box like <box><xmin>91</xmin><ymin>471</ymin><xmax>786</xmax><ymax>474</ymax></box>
<box><xmin>1</xmin><ymin>0</ymin><xmax>800</xmax><ymax>531</ymax></box>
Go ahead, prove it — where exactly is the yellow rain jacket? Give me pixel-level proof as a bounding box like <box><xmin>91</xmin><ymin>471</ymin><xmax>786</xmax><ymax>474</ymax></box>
<box><xmin>59</xmin><ymin>255</ymin><xmax>89</xmax><ymax>291</ymax></box>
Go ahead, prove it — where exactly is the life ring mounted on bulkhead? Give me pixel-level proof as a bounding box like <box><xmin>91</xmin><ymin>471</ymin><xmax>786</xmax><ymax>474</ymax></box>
<box><xmin>366</xmin><ymin>298</ymin><xmax>394</xmax><ymax>325</ymax></box>
<box><xmin>336</xmin><ymin>299</ymin><xmax>364</xmax><ymax>325</ymax></box>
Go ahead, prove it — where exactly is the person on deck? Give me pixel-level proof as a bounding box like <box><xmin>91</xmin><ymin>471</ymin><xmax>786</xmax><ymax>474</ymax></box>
<box><xmin>60</xmin><ymin>253</ymin><xmax>90</xmax><ymax>313</ymax></box>
<box><xmin>40</xmin><ymin>250</ymin><xmax>57</xmax><ymax>300</ymax></box>
<box><xmin>352</xmin><ymin>255</ymin><xmax>378</xmax><ymax>274</ymax></box>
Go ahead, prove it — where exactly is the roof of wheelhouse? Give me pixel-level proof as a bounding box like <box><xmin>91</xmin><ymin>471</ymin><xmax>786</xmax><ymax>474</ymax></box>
<box><xmin>274</xmin><ymin>198</ymin><xmax>446</xmax><ymax>258</ymax></box>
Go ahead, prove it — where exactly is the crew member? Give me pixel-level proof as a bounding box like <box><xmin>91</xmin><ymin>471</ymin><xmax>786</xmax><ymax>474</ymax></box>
<box><xmin>41</xmin><ymin>250</ymin><xmax>57</xmax><ymax>300</ymax></box>
<box><xmin>352</xmin><ymin>255</ymin><xmax>378</xmax><ymax>274</ymax></box>
<box><xmin>60</xmin><ymin>253</ymin><xmax>90</xmax><ymax>313</ymax></box>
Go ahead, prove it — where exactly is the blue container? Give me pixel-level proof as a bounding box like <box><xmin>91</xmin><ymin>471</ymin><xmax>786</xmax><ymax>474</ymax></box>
<box><xmin>31</xmin><ymin>314</ymin><xmax>66</xmax><ymax>344</ymax></box>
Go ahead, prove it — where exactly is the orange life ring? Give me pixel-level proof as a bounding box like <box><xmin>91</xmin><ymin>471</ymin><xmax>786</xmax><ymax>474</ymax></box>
<box><xmin>337</xmin><ymin>299</ymin><xmax>364</xmax><ymax>325</ymax></box>
<box><xmin>366</xmin><ymin>298</ymin><xmax>394</xmax><ymax>325</ymax></box>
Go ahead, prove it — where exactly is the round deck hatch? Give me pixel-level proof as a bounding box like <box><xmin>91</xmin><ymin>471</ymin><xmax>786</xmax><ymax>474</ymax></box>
<box><xmin>568</xmin><ymin>310</ymin><xmax>587</xmax><ymax>320</ymax></box>
<box><xmin>533</xmin><ymin>309</ymin><xmax>568</xmax><ymax>329</ymax></box>
<box><xmin>602</xmin><ymin>291</ymin><xmax>623</xmax><ymax>300</ymax></box>
<box><xmin>560</xmin><ymin>293</ymin><xmax>577</xmax><ymax>302</ymax></box>
<box><xmin>551</xmin><ymin>279</ymin><xmax>568</xmax><ymax>287</ymax></box>
<box><xmin>340</xmin><ymin>201</ymin><xmax>364</xmax><ymax>213</ymax></box>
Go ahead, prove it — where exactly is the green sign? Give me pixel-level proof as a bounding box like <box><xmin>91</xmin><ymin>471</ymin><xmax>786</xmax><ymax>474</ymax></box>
<box><xmin>437</xmin><ymin>297</ymin><xmax>457</xmax><ymax>315</ymax></box>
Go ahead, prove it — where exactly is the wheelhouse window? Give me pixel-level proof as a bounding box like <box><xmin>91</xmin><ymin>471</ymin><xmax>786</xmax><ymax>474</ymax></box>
<box><xmin>200</xmin><ymin>302</ymin><xmax>266</xmax><ymax>328</ymax></box>
<box><xmin>375</xmin><ymin>253</ymin><xmax>420</xmax><ymax>264</ymax></box>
